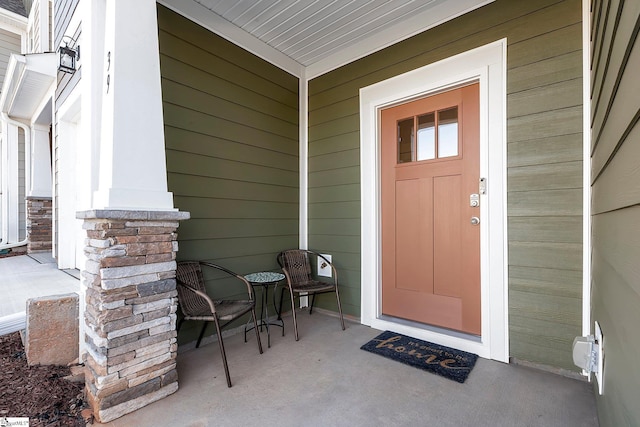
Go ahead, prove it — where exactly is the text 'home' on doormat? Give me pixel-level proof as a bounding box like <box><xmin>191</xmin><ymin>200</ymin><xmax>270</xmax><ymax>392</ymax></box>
<box><xmin>360</xmin><ymin>330</ymin><xmax>478</xmax><ymax>383</ymax></box>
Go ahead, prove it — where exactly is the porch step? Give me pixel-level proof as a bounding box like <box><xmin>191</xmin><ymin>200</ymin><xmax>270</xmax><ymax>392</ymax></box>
<box><xmin>0</xmin><ymin>311</ymin><xmax>25</xmax><ymax>336</ymax></box>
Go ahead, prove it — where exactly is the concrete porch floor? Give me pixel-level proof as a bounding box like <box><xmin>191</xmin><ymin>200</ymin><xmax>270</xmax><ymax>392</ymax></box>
<box><xmin>100</xmin><ymin>311</ymin><xmax>599</xmax><ymax>427</ymax></box>
<box><xmin>0</xmin><ymin>255</ymin><xmax>599</xmax><ymax>426</ymax></box>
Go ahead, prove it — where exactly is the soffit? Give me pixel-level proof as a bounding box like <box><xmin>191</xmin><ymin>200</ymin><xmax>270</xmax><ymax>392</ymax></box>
<box><xmin>159</xmin><ymin>0</ymin><xmax>493</xmax><ymax>78</ymax></box>
<box><xmin>0</xmin><ymin>52</ymin><xmax>56</xmax><ymax>120</ymax></box>
<box><xmin>0</xmin><ymin>3</ymin><xmax>27</xmax><ymax>34</ymax></box>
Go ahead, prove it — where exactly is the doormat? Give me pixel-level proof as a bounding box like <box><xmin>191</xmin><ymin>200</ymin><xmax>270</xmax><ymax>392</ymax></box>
<box><xmin>360</xmin><ymin>331</ymin><xmax>478</xmax><ymax>383</ymax></box>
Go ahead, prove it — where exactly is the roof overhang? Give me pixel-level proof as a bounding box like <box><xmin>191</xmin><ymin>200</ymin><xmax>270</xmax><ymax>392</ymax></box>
<box><xmin>0</xmin><ymin>6</ymin><xmax>27</xmax><ymax>35</ymax></box>
<box><xmin>0</xmin><ymin>52</ymin><xmax>56</xmax><ymax>120</ymax></box>
<box><xmin>158</xmin><ymin>0</ymin><xmax>494</xmax><ymax>79</ymax></box>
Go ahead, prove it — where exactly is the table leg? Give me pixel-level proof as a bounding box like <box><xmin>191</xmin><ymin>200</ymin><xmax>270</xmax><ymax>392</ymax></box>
<box><xmin>262</xmin><ymin>283</ymin><xmax>271</xmax><ymax>348</ymax></box>
<box><xmin>244</xmin><ymin>284</ymin><xmax>268</xmax><ymax>344</ymax></box>
<box><xmin>274</xmin><ymin>284</ymin><xmax>285</xmax><ymax>337</ymax></box>
<box><xmin>276</xmin><ymin>286</ymin><xmax>285</xmax><ymax>321</ymax></box>
<box><xmin>245</xmin><ymin>280</ymin><xmax>285</xmax><ymax>347</ymax></box>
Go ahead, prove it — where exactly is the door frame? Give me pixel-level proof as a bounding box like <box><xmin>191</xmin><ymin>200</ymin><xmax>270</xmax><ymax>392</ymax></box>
<box><xmin>56</xmin><ymin>90</ymin><xmax>83</xmax><ymax>270</ymax></box>
<box><xmin>359</xmin><ymin>39</ymin><xmax>508</xmax><ymax>362</ymax></box>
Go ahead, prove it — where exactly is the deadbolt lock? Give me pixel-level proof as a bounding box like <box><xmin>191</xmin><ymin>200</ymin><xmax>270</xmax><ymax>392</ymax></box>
<box><xmin>470</xmin><ymin>194</ymin><xmax>480</xmax><ymax>207</ymax></box>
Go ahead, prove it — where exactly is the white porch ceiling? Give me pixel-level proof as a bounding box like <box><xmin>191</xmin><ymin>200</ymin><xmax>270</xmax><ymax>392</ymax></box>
<box><xmin>0</xmin><ymin>52</ymin><xmax>56</xmax><ymax>120</ymax></box>
<box><xmin>158</xmin><ymin>0</ymin><xmax>492</xmax><ymax>78</ymax></box>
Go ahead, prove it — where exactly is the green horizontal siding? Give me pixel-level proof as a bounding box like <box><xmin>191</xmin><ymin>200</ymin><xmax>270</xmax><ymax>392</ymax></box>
<box><xmin>157</xmin><ymin>5</ymin><xmax>299</xmax><ymax>344</ymax></box>
<box><xmin>507</xmin><ymin>133</ymin><xmax>583</xmax><ymax>168</ymax></box>
<box><xmin>509</xmin><ymin>266</ymin><xmax>582</xmax><ymax>299</ymax></box>
<box><xmin>590</xmin><ymin>1</ymin><xmax>640</xmax><ymax>421</ymax></box>
<box><xmin>308</xmin><ymin>0</ymin><xmax>584</xmax><ymax>369</ymax></box>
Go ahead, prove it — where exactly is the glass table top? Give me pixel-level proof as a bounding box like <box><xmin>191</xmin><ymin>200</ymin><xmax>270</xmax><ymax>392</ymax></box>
<box><xmin>244</xmin><ymin>271</ymin><xmax>285</xmax><ymax>284</ymax></box>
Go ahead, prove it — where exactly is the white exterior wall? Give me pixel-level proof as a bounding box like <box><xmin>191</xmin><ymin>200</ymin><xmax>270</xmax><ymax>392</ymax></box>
<box><xmin>0</xmin><ymin>10</ymin><xmax>27</xmax><ymax>248</ymax></box>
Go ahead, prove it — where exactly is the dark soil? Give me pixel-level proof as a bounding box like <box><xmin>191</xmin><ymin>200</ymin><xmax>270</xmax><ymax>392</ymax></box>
<box><xmin>0</xmin><ymin>332</ymin><xmax>88</xmax><ymax>426</ymax></box>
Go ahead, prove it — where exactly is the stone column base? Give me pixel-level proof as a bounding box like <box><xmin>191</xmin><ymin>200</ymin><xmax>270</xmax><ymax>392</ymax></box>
<box><xmin>77</xmin><ymin>209</ymin><xmax>189</xmax><ymax>423</ymax></box>
<box><xmin>26</xmin><ymin>197</ymin><xmax>52</xmax><ymax>253</ymax></box>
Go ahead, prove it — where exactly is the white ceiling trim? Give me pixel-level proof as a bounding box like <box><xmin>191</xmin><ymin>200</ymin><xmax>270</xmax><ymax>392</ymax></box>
<box><xmin>158</xmin><ymin>0</ymin><xmax>305</xmax><ymax>77</ymax></box>
<box><xmin>306</xmin><ymin>0</ymin><xmax>494</xmax><ymax>79</ymax></box>
<box><xmin>158</xmin><ymin>0</ymin><xmax>494</xmax><ymax>80</ymax></box>
<box><xmin>0</xmin><ymin>6</ymin><xmax>27</xmax><ymax>37</ymax></box>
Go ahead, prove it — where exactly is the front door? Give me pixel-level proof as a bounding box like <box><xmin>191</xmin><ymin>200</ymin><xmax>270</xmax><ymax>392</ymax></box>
<box><xmin>381</xmin><ymin>83</ymin><xmax>480</xmax><ymax>335</ymax></box>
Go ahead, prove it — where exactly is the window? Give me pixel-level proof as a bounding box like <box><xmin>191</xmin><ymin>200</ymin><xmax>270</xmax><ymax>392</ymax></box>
<box><xmin>397</xmin><ymin>106</ymin><xmax>459</xmax><ymax>163</ymax></box>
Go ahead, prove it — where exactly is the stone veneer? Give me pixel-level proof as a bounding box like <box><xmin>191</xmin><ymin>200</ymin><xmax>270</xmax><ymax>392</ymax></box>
<box><xmin>26</xmin><ymin>293</ymin><xmax>79</xmax><ymax>366</ymax></box>
<box><xmin>26</xmin><ymin>197</ymin><xmax>52</xmax><ymax>252</ymax></box>
<box><xmin>77</xmin><ymin>209</ymin><xmax>189</xmax><ymax>423</ymax></box>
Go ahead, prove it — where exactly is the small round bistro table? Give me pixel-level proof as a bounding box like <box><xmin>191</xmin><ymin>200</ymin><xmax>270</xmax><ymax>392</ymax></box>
<box><xmin>243</xmin><ymin>271</ymin><xmax>285</xmax><ymax>348</ymax></box>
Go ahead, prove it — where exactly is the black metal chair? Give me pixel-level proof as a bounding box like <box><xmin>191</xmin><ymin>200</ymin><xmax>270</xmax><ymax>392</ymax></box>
<box><xmin>176</xmin><ymin>261</ymin><xmax>263</xmax><ymax>387</ymax></box>
<box><xmin>277</xmin><ymin>249</ymin><xmax>345</xmax><ymax>340</ymax></box>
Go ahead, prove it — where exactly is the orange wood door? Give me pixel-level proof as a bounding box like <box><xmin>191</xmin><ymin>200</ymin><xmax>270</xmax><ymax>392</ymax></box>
<box><xmin>381</xmin><ymin>83</ymin><xmax>480</xmax><ymax>335</ymax></box>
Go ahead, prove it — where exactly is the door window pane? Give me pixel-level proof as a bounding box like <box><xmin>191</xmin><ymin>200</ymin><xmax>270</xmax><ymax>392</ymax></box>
<box><xmin>438</xmin><ymin>107</ymin><xmax>458</xmax><ymax>158</ymax></box>
<box><xmin>417</xmin><ymin>113</ymin><xmax>435</xmax><ymax>161</ymax></box>
<box><xmin>397</xmin><ymin>118</ymin><xmax>414</xmax><ymax>163</ymax></box>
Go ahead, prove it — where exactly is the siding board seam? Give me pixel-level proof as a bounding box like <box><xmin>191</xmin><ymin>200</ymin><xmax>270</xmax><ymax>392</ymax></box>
<box><xmin>590</xmin><ymin>0</ymin><xmax>613</xmax><ymax>73</ymax></box>
<box><xmin>160</xmin><ymin>76</ymin><xmax>298</xmax><ymax>127</ymax></box>
<box><xmin>308</xmin><ymin>128</ymin><xmax>359</xmax><ymax>141</ymax></box>
<box><xmin>507</xmin><ymin>104</ymin><xmax>582</xmax><ymax>120</ymax></box>
<box><xmin>591</xmin><ymin>13</ymin><xmax>640</xmax><ymax>150</ymax></box>
<box><xmin>507</xmin><ymin>76</ymin><xmax>583</xmax><ymax>96</ymax></box>
<box><xmin>169</xmin><ymin>171</ymin><xmax>298</xmax><ymax>189</ymax></box>
<box><xmin>167</xmin><ymin>147</ymin><xmax>297</xmax><ymax>173</ymax></box>
<box><xmin>162</xmin><ymin>77</ymin><xmax>298</xmax><ymax>126</ymax></box>
<box><xmin>158</xmin><ymin>29</ymin><xmax>298</xmax><ymax>96</ymax></box>
<box><xmin>162</xmin><ymin>101</ymin><xmax>298</xmax><ymax>142</ymax></box>
<box><xmin>591</xmin><ymin>0</ymin><xmax>604</xmax><ymax>42</ymax></box>
<box><xmin>159</xmin><ymin>54</ymin><xmax>298</xmax><ymax>115</ymax></box>
<box><xmin>591</xmin><ymin>0</ymin><xmax>624</xmax><ymax>122</ymax></box>
<box><xmin>507</xmin><ymin>48</ymin><xmax>582</xmax><ymax>74</ymax></box>
<box><xmin>163</xmin><ymin>124</ymin><xmax>297</xmax><ymax>157</ymax></box>
<box><xmin>508</xmin><ymin>311</ymin><xmax>583</xmax><ymax>328</ymax></box>
<box><xmin>166</xmin><ymin>144</ymin><xmax>298</xmax><ymax>164</ymax></box>
<box><xmin>592</xmin><ymin>108</ymin><xmax>640</xmax><ymax>184</ymax></box>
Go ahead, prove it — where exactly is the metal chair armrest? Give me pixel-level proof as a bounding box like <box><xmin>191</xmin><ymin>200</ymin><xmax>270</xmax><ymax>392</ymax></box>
<box><xmin>199</xmin><ymin>261</ymin><xmax>256</xmax><ymax>300</ymax></box>
<box><xmin>177</xmin><ymin>281</ymin><xmax>217</xmax><ymax>314</ymax></box>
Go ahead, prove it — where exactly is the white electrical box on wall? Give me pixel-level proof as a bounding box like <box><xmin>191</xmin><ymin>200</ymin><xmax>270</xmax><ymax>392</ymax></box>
<box><xmin>573</xmin><ymin>322</ymin><xmax>605</xmax><ymax>396</ymax></box>
<box><xmin>317</xmin><ymin>254</ymin><xmax>332</xmax><ymax>277</ymax></box>
<box><xmin>595</xmin><ymin>321</ymin><xmax>604</xmax><ymax>395</ymax></box>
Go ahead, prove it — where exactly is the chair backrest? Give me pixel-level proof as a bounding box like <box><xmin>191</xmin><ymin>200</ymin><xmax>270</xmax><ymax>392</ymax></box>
<box><xmin>278</xmin><ymin>250</ymin><xmax>313</xmax><ymax>284</ymax></box>
<box><xmin>176</xmin><ymin>261</ymin><xmax>209</xmax><ymax>316</ymax></box>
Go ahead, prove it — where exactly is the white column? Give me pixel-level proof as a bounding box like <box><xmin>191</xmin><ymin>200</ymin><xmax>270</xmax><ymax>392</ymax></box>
<box><xmin>1</xmin><ymin>121</ymin><xmax>19</xmax><ymax>243</ymax></box>
<box><xmin>81</xmin><ymin>0</ymin><xmax>105</xmax><ymax>211</ymax></box>
<box><xmin>299</xmin><ymin>75</ymin><xmax>308</xmax><ymax>250</ymax></box>
<box><xmin>0</xmin><ymin>122</ymin><xmax>9</xmax><ymax>242</ymax></box>
<box><xmin>37</xmin><ymin>0</ymin><xmax>50</xmax><ymax>53</ymax></box>
<box><xmin>29</xmin><ymin>124</ymin><xmax>51</xmax><ymax>198</ymax></box>
<box><xmin>92</xmin><ymin>0</ymin><xmax>174</xmax><ymax>211</ymax></box>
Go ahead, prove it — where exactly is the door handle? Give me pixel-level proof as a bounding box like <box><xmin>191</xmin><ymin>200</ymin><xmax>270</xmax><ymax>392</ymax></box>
<box><xmin>470</xmin><ymin>216</ymin><xmax>480</xmax><ymax>225</ymax></box>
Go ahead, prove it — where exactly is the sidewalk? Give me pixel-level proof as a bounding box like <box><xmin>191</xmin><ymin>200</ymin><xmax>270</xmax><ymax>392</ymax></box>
<box><xmin>0</xmin><ymin>254</ymin><xmax>80</xmax><ymax>335</ymax></box>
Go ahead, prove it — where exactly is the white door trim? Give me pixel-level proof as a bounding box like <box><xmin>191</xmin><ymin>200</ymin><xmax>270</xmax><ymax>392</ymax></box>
<box><xmin>56</xmin><ymin>92</ymin><xmax>82</xmax><ymax>270</ymax></box>
<box><xmin>359</xmin><ymin>39</ymin><xmax>508</xmax><ymax>362</ymax></box>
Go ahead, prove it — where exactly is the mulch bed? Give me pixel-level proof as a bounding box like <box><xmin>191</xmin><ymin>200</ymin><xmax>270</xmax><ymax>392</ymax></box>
<box><xmin>0</xmin><ymin>332</ymin><xmax>89</xmax><ymax>426</ymax></box>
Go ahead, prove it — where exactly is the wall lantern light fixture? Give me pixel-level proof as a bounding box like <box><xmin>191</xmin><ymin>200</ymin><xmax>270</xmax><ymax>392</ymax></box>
<box><xmin>59</xmin><ymin>37</ymin><xmax>80</xmax><ymax>74</ymax></box>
